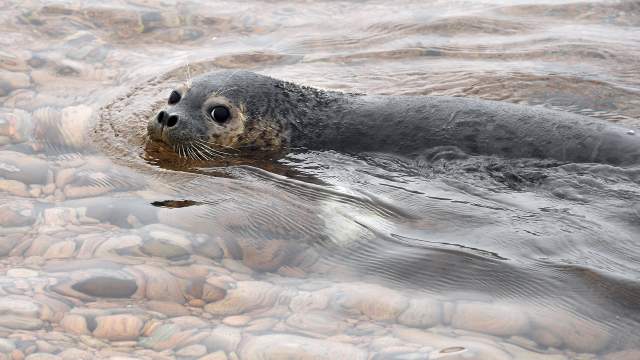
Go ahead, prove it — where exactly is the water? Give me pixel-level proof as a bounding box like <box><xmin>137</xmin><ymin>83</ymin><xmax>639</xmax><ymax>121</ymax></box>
<box><xmin>1</xmin><ymin>0</ymin><xmax>640</xmax><ymax>359</ymax></box>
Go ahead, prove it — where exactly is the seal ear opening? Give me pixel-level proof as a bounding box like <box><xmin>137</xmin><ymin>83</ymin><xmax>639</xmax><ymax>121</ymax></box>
<box><xmin>168</xmin><ymin>90</ymin><xmax>181</xmax><ymax>105</ymax></box>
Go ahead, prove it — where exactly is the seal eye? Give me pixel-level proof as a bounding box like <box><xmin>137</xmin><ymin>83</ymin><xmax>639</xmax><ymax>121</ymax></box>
<box><xmin>210</xmin><ymin>106</ymin><xmax>230</xmax><ymax>124</ymax></box>
<box><xmin>168</xmin><ymin>90</ymin><xmax>181</xmax><ymax>105</ymax></box>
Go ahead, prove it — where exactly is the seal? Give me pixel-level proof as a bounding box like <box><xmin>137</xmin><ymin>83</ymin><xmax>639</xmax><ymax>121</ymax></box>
<box><xmin>147</xmin><ymin>70</ymin><xmax>640</xmax><ymax>166</ymax></box>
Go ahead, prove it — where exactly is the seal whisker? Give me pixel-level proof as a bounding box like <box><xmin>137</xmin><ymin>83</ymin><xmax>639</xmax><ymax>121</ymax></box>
<box><xmin>194</xmin><ymin>142</ymin><xmax>229</xmax><ymax>159</ymax></box>
<box><xmin>195</xmin><ymin>142</ymin><xmax>228</xmax><ymax>157</ymax></box>
<box><xmin>194</xmin><ymin>139</ymin><xmax>238</xmax><ymax>155</ymax></box>
<box><xmin>191</xmin><ymin>142</ymin><xmax>211</xmax><ymax>160</ymax></box>
<box><xmin>187</xmin><ymin>145</ymin><xmax>200</xmax><ymax>160</ymax></box>
<box><xmin>198</xmin><ymin>142</ymin><xmax>227</xmax><ymax>160</ymax></box>
<box><xmin>185</xmin><ymin>62</ymin><xmax>193</xmax><ymax>89</ymax></box>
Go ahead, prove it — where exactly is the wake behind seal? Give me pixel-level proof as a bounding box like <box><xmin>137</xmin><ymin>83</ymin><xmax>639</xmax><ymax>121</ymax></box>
<box><xmin>147</xmin><ymin>70</ymin><xmax>640</xmax><ymax>166</ymax></box>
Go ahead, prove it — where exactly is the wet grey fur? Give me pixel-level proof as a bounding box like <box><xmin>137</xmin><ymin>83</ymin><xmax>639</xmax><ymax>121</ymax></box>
<box><xmin>153</xmin><ymin>70</ymin><xmax>640</xmax><ymax>166</ymax></box>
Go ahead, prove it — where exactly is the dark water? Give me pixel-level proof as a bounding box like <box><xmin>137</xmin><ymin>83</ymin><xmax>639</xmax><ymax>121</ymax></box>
<box><xmin>1</xmin><ymin>1</ymin><xmax>640</xmax><ymax>359</ymax></box>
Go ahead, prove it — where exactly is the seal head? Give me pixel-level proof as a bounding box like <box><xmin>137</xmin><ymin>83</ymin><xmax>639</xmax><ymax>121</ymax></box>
<box><xmin>147</xmin><ymin>71</ymin><xmax>295</xmax><ymax>158</ymax></box>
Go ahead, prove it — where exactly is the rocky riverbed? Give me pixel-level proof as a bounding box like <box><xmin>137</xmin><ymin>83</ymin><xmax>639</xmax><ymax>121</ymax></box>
<box><xmin>0</xmin><ymin>155</ymin><xmax>637</xmax><ymax>359</ymax></box>
<box><xmin>3</xmin><ymin>0</ymin><xmax>640</xmax><ymax>359</ymax></box>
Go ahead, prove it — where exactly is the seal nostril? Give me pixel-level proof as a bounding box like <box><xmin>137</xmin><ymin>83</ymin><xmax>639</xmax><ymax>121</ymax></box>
<box><xmin>157</xmin><ymin>111</ymin><xmax>167</xmax><ymax>124</ymax></box>
<box><xmin>167</xmin><ymin>114</ymin><xmax>178</xmax><ymax>128</ymax></box>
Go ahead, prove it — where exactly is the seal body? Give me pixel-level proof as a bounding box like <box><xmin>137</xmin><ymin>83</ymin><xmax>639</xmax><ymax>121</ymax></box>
<box><xmin>147</xmin><ymin>70</ymin><xmax>640</xmax><ymax>166</ymax></box>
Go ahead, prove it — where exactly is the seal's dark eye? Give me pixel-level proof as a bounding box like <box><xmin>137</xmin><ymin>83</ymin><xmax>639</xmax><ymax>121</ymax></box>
<box><xmin>210</xmin><ymin>106</ymin><xmax>230</xmax><ymax>123</ymax></box>
<box><xmin>168</xmin><ymin>90</ymin><xmax>181</xmax><ymax>105</ymax></box>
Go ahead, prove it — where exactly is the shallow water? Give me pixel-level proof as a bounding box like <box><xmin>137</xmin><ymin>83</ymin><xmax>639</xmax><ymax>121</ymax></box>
<box><xmin>1</xmin><ymin>0</ymin><xmax>640</xmax><ymax>359</ymax></box>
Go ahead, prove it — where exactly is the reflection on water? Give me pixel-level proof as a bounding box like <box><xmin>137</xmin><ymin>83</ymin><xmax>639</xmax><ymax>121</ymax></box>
<box><xmin>2</xmin><ymin>0</ymin><xmax>640</xmax><ymax>359</ymax></box>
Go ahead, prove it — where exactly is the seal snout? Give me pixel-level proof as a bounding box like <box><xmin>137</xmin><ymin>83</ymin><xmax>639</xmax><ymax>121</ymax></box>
<box><xmin>147</xmin><ymin>110</ymin><xmax>181</xmax><ymax>143</ymax></box>
<box><xmin>156</xmin><ymin>110</ymin><xmax>179</xmax><ymax>128</ymax></box>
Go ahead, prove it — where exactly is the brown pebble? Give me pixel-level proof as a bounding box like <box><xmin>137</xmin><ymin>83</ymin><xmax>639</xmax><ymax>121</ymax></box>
<box><xmin>71</xmin><ymin>276</ymin><xmax>138</xmax><ymax>298</ymax></box>
<box><xmin>245</xmin><ymin>317</ymin><xmax>278</xmax><ymax>333</ymax></box>
<box><xmin>11</xmin><ymin>349</ymin><xmax>24</xmax><ymax>360</ymax></box>
<box><xmin>189</xmin><ymin>299</ymin><xmax>206</xmax><ymax>307</ymax></box>
<box><xmin>198</xmin><ymin>352</ymin><xmax>228</xmax><ymax>360</ymax></box>
<box><xmin>57</xmin><ymin>349</ymin><xmax>92</xmax><ymax>360</ymax></box>
<box><xmin>176</xmin><ymin>344</ymin><xmax>207</xmax><ymax>358</ymax></box>
<box><xmin>35</xmin><ymin>340</ymin><xmax>58</xmax><ymax>354</ymax></box>
<box><xmin>451</xmin><ymin>301</ymin><xmax>529</xmax><ymax>337</ymax></box>
<box><xmin>146</xmin><ymin>300</ymin><xmax>190</xmax><ymax>317</ymax></box>
<box><xmin>204</xmin><ymin>281</ymin><xmax>282</xmax><ymax>316</ymax></box>
<box><xmin>42</xmin><ymin>240</ymin><xmax>76</xmax><ymax>259</ymax></box>
<box><xmin>133</xmin><ymin>265</ymin><xmax>186</xmax><ymax>303</ymax></box>
<box><xmin>604</xmin><ymin>350</ymin><xmax>640</xmax><ymax>360</ymax></box>
<box><xmin>54</xmin><ymin>168</ymin><xmax>76</xmax><ymax>189</ymax></box>
<box><xmin>92</xmin><ymin>314</ymin><xmax>144</xmax><ymax>341</ymax></box>
<box><xmin>222</xmin><ymin>315</ymin><xmax>251</xmax><ymax>327</ymax></box>
<box><xmin>24</xmin><ymin>345</ymin><xmax>36</xmax><ymax>355</ymax></box>
<box><xmin>60</xmin><ymin>314</ymin><xmax>90</xmax><ymax>335</ymax></box>
<box><xmin>142</xmin><ymin>319</ymin><xmax>163</xmax><ymax>337</ymax></box>
<box><xmin>24</xmin><ymin>353</ymin><xmax>60</xmax><ymax>360</ymax></box>
<box><xmin>202</xmin><ymin>283</ymin><xmax>226</xmax><ymax>303</ymax></box>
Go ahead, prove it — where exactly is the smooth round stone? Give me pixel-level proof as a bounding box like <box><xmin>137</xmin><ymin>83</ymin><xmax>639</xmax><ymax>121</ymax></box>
<box><xmin>92</xmin><ymin>314</ymin><xmax>144</xmax><ymax>341</ymax></box>
<box><xmin>450</xmin><ymin>301</ymin><xmax>529</xmax><ymax>337</ymax></box>
<box><xmin>241</xmin><ymin>239</ymin><xmax>291</xmax><ymax>272</ymax></box>
<box><xmin>332</xmin><ymin>283</ymin><xmax>408</xmax><ymax>321</ymax></box>
<box><xmin>42</xmin><ymin>240</ymin><xmax>76</xmax><ymax>259</ymax></box>
<box><xmin>0</xmin><ymin>108</ymin><xmax>32</xmax><ymax>145</ymax></box>
<box><xmin>0</xmin><ymin>338</ymin><xmax>16</xmax><ymax>353</ymax></box>
<box><xmin>146</xmin><ymin>301</ymin><xmax>189</xmax><ymax>317</ymax></box>
<box><xmin>0</xmin><ymin>70</ymin><xmax>30</xmax><ymax>94</ymax></box>
<box><xmin>289</xmin><ymin>290</ymin><xmax>330</xmax><ymax>313</ymax></box>
<box><xmin>94</xmin><ymin>235</ymin><xmax>142</xmax><ymax>256</ymax></box>
<box><xmin>202</xmin><ymin>325</ymin><xmax>242</xmax><ymax>353</ymax></box>
<box><xmin>0</xmin><ymin>297</ymin><xmax>40</xmax><ymax>317</ymax></box>
<box><xmin>0</xmin><ymin>202</ymin><xmax>35</xmax><ymax>228</ymax></box>
<box><xmin>145</xmin><ymin>224</ymin><xmax>192</xmax><ymax>247</ymax></box>
<box><xmin>132</xmin><ymin>265</ymin><xmax>186</xmax><ymax>303</ymax></box>
<box><xmin>393</xmin><ymin>327</ymin><xmax>511</xmax><ymax>360</ymax></box>
<box><xmin>59</xmin><ymin>105</ymin><xmax>92</xmax><ymax>148</ymax></box>
<box><xmin>42</xmin><ymin>208</ymin><xmax>78</xmax><ymax>227</ymax></box>
<box><xmin>140</xmin><ymin>326</ymin><xmax>197</xmax><ymax>351</ymax></box>
<box><xmin>222</xmin><ymin>315</ymin><xmax>251</xmax><ymax>327</ymax></box>
<box><xmin>6</xmin><ymin>267</ymin><xmax>38</xmax><ymax>278</ymax></box>
<box><xmin>198</xmin><ymin>351</ymin><xmax>228</xmax><ymax>360</ymax></box>
<box><xmin>528</xmin><ymin>308</ymin><xmax>610</xmax><ymax>353</ymax></box>
<box><xmin>24</xmin><ymin>354</ymin><xmax>61</xmax><ymax>360</ymax></box>
<box><xmin>189</xmin><ymin>299</ymin><xmax>206</xmax><ymax>307</ymax></box>
<box><xmin>170</xmin><ymin>316</ymin><xmax>208</xmax><ymax>329</ymax></box>
<box><xmin>285</xmin><ymin>311</ymin><xmax>348</xmax><ymax>335</ymax></box>
<box><xmin>139</xmin><ymin>323</ymin><xmax>183</xmax><ymax>350</ymax></box>
<box><xmin>500</xmin><ymin>343</ymin><xmax>568</xmax><ymax>360</ymax></box>
<box><xmin>239</xmin><ymin>334</ymin><xmax>368</xmax><ymax>360</ymax></box>
<box><xmin>0</xmin><ymin>179</ymin><xmax>30</xmax><ymax>197</ymax></box>
<box><xmin>35</xmin><ymin>340</ymin><xmax>58</xmax><ymax>354</ymax></box>
<box><xmin>221</xmin><ymin>259</ymin><xmax>254</xmax><ymax>275</ymax></box>
<box><xmin>71</xmin><ymin>276</ymin><xmax>138</xmax><ymax>298</ymax></box>
<box><xmin>0</xmin><ymin>151</ymin><xmax>48</xmax><ymax>184</ymax></box>
<box><xmin>57</xmin><ymin>349</ymin><xmax>92</xmax><ymax>360</ymax></box>
<box><xmin>604</xmin><ymin>350</ymin><xmax>640</xmax><ymax>360</ymax></box>
<box><xmin>176</xmin><ymin>344</ymin><xmax>207</xmax><ymax>357</ymax></box>
<box><xmin>60</xmin><ymin>314</ymin><xmax>90</xmax><ymax>335</ymax></box>
<box><xmin>245</xmin><ymin>317</ymin><xmax>278</xmax><ymax>333</ymax></box>
<box><xmin>201</xmin><ymin>283</ymin><xmax>226</xmax><ymax>303</ymax></box>
<box><xmin>373</xmin><ymin>348</ymin><xmax>430</xmax><ymax>360</ymax></box>
<box><xmin>204</xmin><ymin>281</ymin><xmax>282</xmax><ymax>316</ymax></box>
<box><xmin>140</xmin><ymin>238</ymin><xmax>190</xmax><ymax>260</ymax></box>
<box><xmin>0</xmin><ymin>316</ymin><xmax>43</xmax><ymax>330</ymax></box>
<box><xmin>397</xmin><ymin>298</ymin><xmax>442</xmax><ymax>328</ymax></box>
<box><xmin>54</xmin><ymin>168</ymin><xmax>76</xmax><ymax>189</ymax></box>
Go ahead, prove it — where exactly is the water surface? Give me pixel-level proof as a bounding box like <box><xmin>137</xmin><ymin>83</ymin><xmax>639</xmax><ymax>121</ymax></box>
<box><xmin>1</xmin><ymin>0</ymin><xmax>640</xmax><ymax>359</ymax></box>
